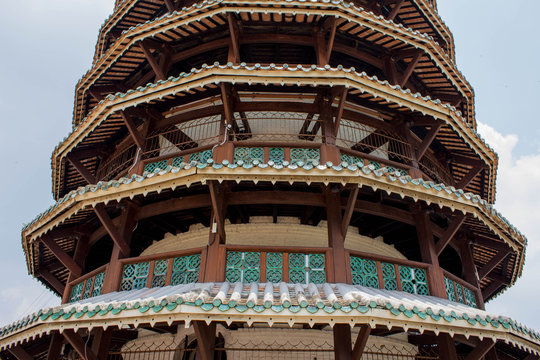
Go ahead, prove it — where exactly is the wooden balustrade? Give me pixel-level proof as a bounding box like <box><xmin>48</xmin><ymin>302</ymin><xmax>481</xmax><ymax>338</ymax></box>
<box><xmin>68</xmin><ymin>264</ymin><xmax>108</xmax><ymax>303</ymax></box>
<box><xmin>442</xmin><ymin>270</ymin><xmax>480</xmax><ymax>308</ymax></box>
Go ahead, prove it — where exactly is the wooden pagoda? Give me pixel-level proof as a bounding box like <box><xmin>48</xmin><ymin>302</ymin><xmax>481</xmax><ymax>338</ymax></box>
<box><xmin>0</xmin><ymin>0</ymin><xmax>538</xmax><ymax>359</ymax></box>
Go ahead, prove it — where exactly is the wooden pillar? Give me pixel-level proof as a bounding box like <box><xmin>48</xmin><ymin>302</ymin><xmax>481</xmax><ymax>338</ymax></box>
<box><xmin>459</xmin><ymin>236</ymin><xmax>485</xmax><ymax>309</ymax></box>
<box><xmin>414</xmin><ymin>207</ymin><xmax>447</xmax><ymax>298</ymax></box>
<box><xmin>437</xmin><ymin>333</ymin><xmax>458</xmax><ymax>360</ymax></box>
<box><xmin>326</xmin><ymin>186</ymin><xmax>347</xmax><ymax>283</ymax></box>
<box><xmin>203</xmin><ymin>181</ymin><xmax>227</xmax><ymax>282</ymax></box>
<box><xmin>63</xmin><ymin>329</ymin><xmax>98</xmax><ymax>360</ymax></box>
<box><xmin>47</xmin><ymin>331</ymin><xmax>64</xmax><ymax>360</ymax></box>
<box><xmin>91</xmin><ymin>328</ymin><xmax>113</xmax><ymax>360</ymax></box>
<box><xmin>333</xmin><ymin>324</ymin><xmax>352</xmax><ymax>360</ymax></box>
<box><xmin>320</xmin><ymin>90</ymin><xmax>340</xmax><ymax>164</ymax></box>
<box><xmin>102</xmin><ymin>203</ymin><xmax>138</xmax><ymax>293</ymax></box>
<box><xmin>193</xmin><ymin>321</ymin><xmax>216</xmax><ymax>360</ymax></box>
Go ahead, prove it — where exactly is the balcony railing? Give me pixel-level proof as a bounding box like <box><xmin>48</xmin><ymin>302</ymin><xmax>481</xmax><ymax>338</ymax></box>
<box><xmin>67</xmin><ymin>246</ymin><xmax>479</xmax><ymax>310</ymax></box>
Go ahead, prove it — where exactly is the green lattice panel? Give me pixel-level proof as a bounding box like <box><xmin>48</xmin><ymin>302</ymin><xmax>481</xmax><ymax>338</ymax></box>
<box><xmin>144</xmin><ymin>160</ymin><xmax>168</xmax><ymax>173</ymax></box>
<box><xmin>70</xmin><ymin>282</ymin><xmax>84</xmax><ymax>303</ymax></box>
<box><xmin>189</xmin><ymin>150</ymin><xmax>213</xmax><ymax>163</ymax></box>
<box><xmin>399</xmin><ymin>266</ymin><xmax>429</xmax><ymax>295</ymax></box>
<box><xmin>289</xmin><ymin>253</ymin><xmax>326</xmax><ymax>284</ymax></box>
<box><xmin>234</xmin><ymin>147</ymin><xmax>264</xmax><ymax>164</ymax></box>
<box><xmin>269</xmin><ymin>148</ymin><xmax>285</xmax><ymax>164</ymax></box>
<box><xmin>384</xmin><ymin>166</ymin><xmax>408</xmax><ymax>176</ymax></box>
<box><xmin>340</xmin><ymin>153</ymin><xmax>363</xmax><ymax>166</ymax></box>
<box><xmin>151</xmin><ymin>260</ymin><xmax>169</xmax><ymax>288</ymax></box>
<box><xmin>382</xmin><ymin>262</ymin><xmax>398</xmax><ymax>290</ymax></box>
<box><xmin>120</xmin><ymin>262</ymin><xmax>150</xmax><ymax>291</ymax></box>
<box><xmin>172</xmin><ymin>156</ymin><xmax>185</xmax><ymax>167</ymax></box>
<box><xmin>444</xmin><ymin>277</ymin><xmax>456</xmax><ymax>302</ymax></box>
<box><xmin>350</xmin><ymin>257</ymin><xmax>379</xmax><ymax>288</ymax></box>
<box><xmin>290</xmin><ymin>148</ymin><xmax>320</xmax><ymax>165</ymax></box>
<box><xmin>455</xmin><ymin>283</ymin><xmax>465</xmax><ymax>304</ymax></box>
<box><xmin>226</xmin><ymin>252</ymin><xmax>261</xmax><ymax>283</ymax></box>
<box><xmin>171</xmin><ymin>254</ymin><xmax>201</xmax><ymax>285</ymax></box>
<box><xmin>463</xmin><ymin>287</ymin><xmax>477</xmax><ymax>308</ymax></box>
<box><xmin>266</xmin><ymin>252</ymin><xmax>283</xmax><ymax>283</ymax></box>
<box><xmin>91</xmin><ymin>273</ymin><xmax>104</xmax><ymax>297</ymax></box>
<box><xmin>82</xmin><ymin>279</ymin><xmax>93</xmax><ymax>300</ymax></box>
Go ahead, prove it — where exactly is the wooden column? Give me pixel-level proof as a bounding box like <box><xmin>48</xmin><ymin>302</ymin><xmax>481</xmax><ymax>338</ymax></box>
<box><xmin>437</xmin><ymin>333</ymin><xmax>458</xmax><ymax>360</ymax></box>
<box><xmin>326</xmin><ymin>186</ymin><xmax>347</xmax><ymax>283</ymax></box>
<box><xmin>63</xmin><ymin>329</ymin><xmax>98</xmax><ymax>360</ymax></box>
<box><xmin>333</xmin><ymin>324</ymin><xmax>352</xmax><ymax>360</ymax></box>
<box><xmin>203</xmin><ymin>181</ymin><xmax>227</xmax><ymax>282</ymax></box>
<box><xmin>193</xmin><ymin>321</ymin><xmax>216</xmax><ymax>360</ymax></box>
<box><xmin>413</xmin><ymin>208</ymin><xmax>446</xmax><ymax>298</ymax></box>
<box><xmin>320</xmin><ymin>90</ymin><xmax>340</xmax><ymax>164</ymax></box>
<box><xmin>459</xmin><ymin>236</ymin><xmax>485</xmax><ymax>309</ymax></box>
<box><xmin>47</xmin><ymin>331</ymin><xmax>65</xmax><ymax>359</ymax></box>
<box><xmin>90</xmin><ymin>328</ymin><xmax>113</xmax><ymax>360</ymax></box>
<box><xmin>61</xmin><ymin>236</ymin><xmax>88</xmax><ymax>304</ymax></box>
<box><xmin>352</xmin><ymin>325</ymin><xmax>371</xmax><ymax>360</ymax></box>
<box><xmin>102</xmin><ymin>203</ymin><xmax>138</xmax><ymax>293</ymax></box>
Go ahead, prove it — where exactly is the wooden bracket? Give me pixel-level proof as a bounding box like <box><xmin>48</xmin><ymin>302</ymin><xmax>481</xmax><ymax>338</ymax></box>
<box><xmin>8</xmin><ymin>346</ymin><xmax>33</xmax><ymax>360</ymax></box>
<box><xmin>41</xmin><ymin>237</ymin><xmax>82</xmax><ymax>276</ymax></box>
<box><xmin>164</xmin><ymin>0</ymin><xmax>176</xmax><ymax>12</ymax></box>
<box><xmin>66</xmin><ymin>155</ymin><xmax>96</xmax><ymax>184</ymax></box>
<box><xmin>139</xmin><ymin>41</ymin><xmax>166</xmax><ymax>80</ymax></box>
<box><xmin>477</xmin><ymin>249</ymin><xmax>511</xmax><ymax>280</ymax></box>
<box><xmin>399</xmin><ymin>50</ymin><xmax>423</xmax><ymax>87</ymax></box>
<box><xmin>227</xmin><ymin>13</ymin><xmax>240</xmax><ymax>63</ymax></box>
<box><xmin>333</xmin><ymin>87</ymin><xmax>348</xmax><ymax>135</ymax></box>
<box><xmin>46</xmin><ymin>331</ymin><xmax>64</xmax><ymax>360</ymax></box>
<box><xmin>94</xmin><ymin>204</ymin><xmax>130</xmax><ymax>257</ymax></box>
<box><xmin>387</xmin><ymin>0</ymin><xmax>406</xmax><ymax>21</ymax></box>
<box><xmin>208</xmin><ymin>181</ymin><xmax>226</xmax><ymax>241</ymax></box>
<box><xmin>416</xmin><ymin>121</ymin><xmax>443</xmax><ymax>161</ymax></box>
<box><xmin>437</xmin><ymin>333</ymin><xmax>459</xmax><ymax>360</ymax></box>
<box><xmin>352</xmin><ymin>324</ymin><xmax>371</xmax><ymax>360</ymax></box>
<box><xmin>435</xmin><ymin>214</ymin><xmax>466</xmax><ymax>256</ymax></box>
<box><xmin>39</xmin><ymin>268</ymin><xmax>66</xmax><ymax>294</ymax></box>
<box><xmin>63</xmin><ymin>329</ymin><xmax>98</xmax><ymax>360</ymax></box>
<box><xmin>457</xmin><ymin>164</ymin><xmax>485</xmax><ymax>189</ymax></box>
<box><xmin>464</xmin><ymin>338</ymin><xmax>495</xmax><ymax>360</ymax></box>
<box><xmin>120</xmin><ymin>111</ymin><xmax>145</xmax><ymax>149</ymax></box>
<box><xmin>342</xmin><ymin>186</ymin><xmax>359</xmax><ymax>238</ymax></box>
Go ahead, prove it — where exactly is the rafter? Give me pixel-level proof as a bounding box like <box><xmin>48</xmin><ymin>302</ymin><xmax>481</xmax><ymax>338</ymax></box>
<box><xmin>416</xmin><ymin>121</ymin><xmax>443</xmax><ymax>161</ymax></box>
<box><xmin>477</xmin><ymin>249</ymin><xmax>511</xmax><ymax>280</ymax></box>
<box><xmin>464</xmin><ymin>338</ymin><xmax>495</xmax><ymax>360</ymax></box>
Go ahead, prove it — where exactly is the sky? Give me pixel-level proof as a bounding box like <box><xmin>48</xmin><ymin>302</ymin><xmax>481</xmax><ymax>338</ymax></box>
<box><xmin>0</xmin><ymin>0</ymin><xmax>538</xmax><ymax>331</ymax></box>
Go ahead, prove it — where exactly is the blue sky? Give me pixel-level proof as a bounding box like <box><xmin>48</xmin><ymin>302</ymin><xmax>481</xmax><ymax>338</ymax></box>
<box><xmin>0</xmin><ymin>0</ymin><xmax>538</xmax><ymax>330</ymax></box>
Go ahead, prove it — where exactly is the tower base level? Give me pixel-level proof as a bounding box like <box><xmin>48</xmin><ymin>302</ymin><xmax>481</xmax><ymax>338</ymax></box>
<box><xmin>1</xmin><ymin>282</ymin><xmax>538</xmax><ymax>359</ymax></box>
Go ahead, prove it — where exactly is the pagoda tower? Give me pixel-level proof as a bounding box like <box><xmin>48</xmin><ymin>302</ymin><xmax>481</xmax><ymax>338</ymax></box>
<box><xmin>1</xmin><ymin>0</ymin><xmax>538</xmax><ymax>359</ymax></box>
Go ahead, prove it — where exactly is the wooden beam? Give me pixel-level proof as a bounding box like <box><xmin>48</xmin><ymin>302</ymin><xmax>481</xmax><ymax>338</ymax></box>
<box><xmin>47</xmin><ymin>331</ymin><xmax>64</xmax><ymax>360</ymax></box>
<box><xmin>437</xmin><ymin>333</ymin><xmax>458</xmax><ymax>360</ymax></box>
<box><xmin>384</xmin><ymin>56</ymin><xmax>399</xmax><ymax>84</ymax></box>
<box><xmin>387</xmin><ymin>0</ymin><xmax>405</xmax><ymax>20</ymax></box>
<box><xmin>193</xmin><ymin>321</ymin><xmax>216</xmax><ymax>360</ymax></box>
<box><xmin>91</xmin><ymin>328</ymin><xmax>113</xmax><ymax>360</ymax></box>
<box><xmin>208</xmin><ymin>181</ymin><xmax>226</xmax><ymax>241</ymax></box>
<box><xmin>456</xmin><ymin>165</ymin><xmax>484</xmax><ymax>189</ymax></box>
<box><xmin>66</xmin><ymin>155</ymin><xmax>96</xmax><ymax>184</ymax></box>
<box><xmin>416</xmin><ymin>121</ymin><xmax>443</xmax><ymax>161</ymax></box>
<box><xmin>482</xmin><ymin>280</ymin><xmax>503</xmax><ymax>300</ymax></box>
<box><xmin>464</xmin><ymin>339</ymin><xmax>495</xmax><ymax>360</ymax></box>
<box><xmin>120</xmin><ymin>111</ymin><xmax>144</xmax><ymax>149</ymax></box>
<box><xmin>94</xmin><ymin>204</ymin><xmax>130</xmax><ymax>257</ymax></box>
<box><xmin>477</xmin><ymin>250</ymin><xmax>511</xmax><ymax>280</ymax></box>
<box><xmin>39</xmin><ymin>268</ymin><xmax>65</xmax><ymax>294</ymax></box>
<box><xmin>352</xmin><ymin>325</ymin><xmax>371</xmax><ymax>360</ymax></box>
<box><xmin>325</xmin><ymin>17</ymin><xmax>337</xmax><ymax>64</ymax></box>
<box><xmin>41</xmin><ymin>237</ymin><xmax>82</xmax><ymax>275</ymax></box>
<box><xmin>220</xmin><ymin>83</ymin><xmax>234</xmax><ymax>126</ymax></box>
<box><xmin>435</xmin><ymin>214</ymin><xmax>466</xmax><ymax>256</ymax></box>
<box><xmin>342</xmin><ymin>186</ymin><xmax>359</xmax><ymax>238</ymax></box>
<box><xmin>139</xmin><ymin>41</ymin><xmax>166</xmax><ymax>80</ymax></box>
<box><xmin>523</xmin><ymin>354</ymin><xmax>539</xmax><ymax>360</ymax></box>
<box><xmin>484</xmin><ymin>348</ymin><xmax>499</xmax><ymax>360</ymax></box>
<box><xmin>399</xmin><ymin>50</ymin><xmax>423</xmax><ymax>87</ymax></box>
<box><xmin>63</xmin><ymin>329</ymin><xmax>98</xmax><ymax>360</ymax></box>
<box><xmin>8</xmin><ymin>346</ymin><xmax>33</xmax><ymax>360</ymax></box>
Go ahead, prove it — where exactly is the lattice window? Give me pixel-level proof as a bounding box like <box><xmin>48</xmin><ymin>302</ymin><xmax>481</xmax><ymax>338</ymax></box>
<box><xmin>226</xmin><ymin>252</ymin><xmax>261</xmax><ymax>283</ymax></box>
<box><xmin>463</xmin><ymin>287</ymin><xmax>477</xmax><ymax>308</ymax></box>
<box><xmin>444</xmin><ymin>277</ymin><xmax>457</xmax><ymax>302</ymax></box>
<box><xmin>91</xmin><ymin>273</ymin><xmax>104</xmax><ymax>297</ymax></box>
<box><xmin>70</xmin><ymin>282</ymin><xmax>84</xmax><ymax>302</ymax></box>
<box><xmin>385</xmin><ymin>166</ymin><xmax>408</xmax><ymax>176</ymax></box>
<box><xmin>266</xmin><ymin>252</ymin><xmax>283</xmax><ymax>283</ymax></box>
<box><xmin>144</xmin><ymin>160</ymin><xmax>168</xmax><ymax>173</ymax></box>
<box><xmin>369</xmin><ymin>160</ymin><xmax>381</xmax><ymax>170</ymax></box>
<box><xmin>172</xmin><ymin>156</ymin><xmax>185</xmax><ymax>167</ymax></box>
<box><xmin>289</xmin><ymin>253</ymin><xmax>325</xmax><ymax>284</ymax></box>
<box><xmin>399</xmin><ymin>266</ymin><xmax>429</xmax><ymax>295</ymax></box>
<box><xmin>340</xmin><ymin>153</ymin><xmax>364</xmax><ymax>166</ymax></box>
<box><xmin>350</xmin><ymin>257</ymin><xmax>379</xmax><ymax>288</ymax></box>
<box><xmin>382</xmin><ymin>262</ymin><xmax>398</xmax><ymax>290</ymax></box>
<box><xmin>290</xmin><ymin>148</ymin><xmax>320</xmax><ymax>165</ymax></box>
<box><xmin>455</xmin><ymin>283</ymin><xmax>465</xmax><ymax>303</ymax></box>
<box><xmin>269</xmin><ymin>148</ymin><xmax>285</xmax><ymax>164</ymax></box>
<box><xmin>171</xmin><ymin>254</ymin><xmax>201</xmax><ymax>285</ymax></box>
<box><xmin>82</xmin><ymin>279</ymin><xmax>93</xmax><ymax>300</ymax></box>
<box><xmin>234</xmin><ymin>147</ymin><xmax>264</xmax><ymax>164</ymax></box>
<box><xmin>189</xmin><ymin>150</ymin><xmax>213</xmax><ymax>163</ymax></box>
<box><xmin>151</xmin><ymin>260</ymin><xmax>169</xmax><ymax>288</ymax></box>
<box><xmin>121</xmin><ymin>262</ymin><xmax>150</xmax><ymax>291</ymax></box>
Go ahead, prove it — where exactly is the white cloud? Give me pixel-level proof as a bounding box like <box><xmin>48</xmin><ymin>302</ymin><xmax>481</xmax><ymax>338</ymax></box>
<box><xmin>0</xmin><ymin>286</ymin><xmax>58</xmax><ymax>325</ymax></box>
<box><xmin>478</xmin><ymin>122</ymin><xmax>540</xmax><ymax>328</ymax></box>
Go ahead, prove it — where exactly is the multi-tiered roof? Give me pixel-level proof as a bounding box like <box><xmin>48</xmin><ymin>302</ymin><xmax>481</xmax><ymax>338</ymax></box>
<box><xmin>1</xmin><ymin>1</ymin><xmax>538</xmax><ymax>359</ymax></box>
